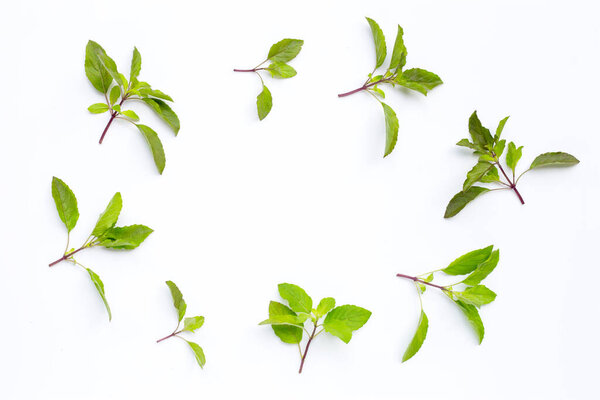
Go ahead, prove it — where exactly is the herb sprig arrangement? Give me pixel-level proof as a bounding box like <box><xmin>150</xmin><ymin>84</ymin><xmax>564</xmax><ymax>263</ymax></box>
<box><xmin>445</xmin><ymin>111</ymin><xmax>580</xmax><ymax>218</ymax></box>
<box><xmin>85</xmin><ymin>40</ymin><xmax>180</xmax><ymax>174</ymax></box>
<box><xmin>338</xmin><ymin>18</ymin><xmax>442</xmax><ymax>157</ymax></box>
<box><xmin>396</xmin><ymin>245</ymin><xmax>499</xmax><ymax>362</ymax></box>
<box><xmin>260</xmin><ymin>283</ymin><xmax>371</xmax><ymax>373</ymax></box>
<box><xmin>234</xmin><ymin>39</ymin><xmax>303</xmax><ymax>120</ymax></box>
<box><xmin>157</xmin><ymin>281</ymin><xmax>206</xmax><ymax>369</ymax></box>
<box><xmin>49</xmin><ymin>177</ymin><xmax>153</xmax><ymax>320</ymax></box>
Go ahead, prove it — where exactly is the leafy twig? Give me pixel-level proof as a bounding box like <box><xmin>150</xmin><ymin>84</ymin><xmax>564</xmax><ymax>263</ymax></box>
<box><xmin>157</xmin><ymin>281</ymin><xmax>206</xmax><ymax>369</ymax></box>
<box><xmin>260</xmin><ymin>283</ymin><xmax>371</xmax><ymax>373</ymax></box>
<box><xmin>234</xmin><ymin>39</ymin><xmax>303</xmax><ymax>120</ymax></box>
<box><xmin>85</xmin><ymin>41</ymin><xmax>180</xmax><ymax>174</ymax></box>
<box><xmin>49</xmin><ymin>177</ymin><xmax>153</xmax><ymax>320</ymax></box>
<box><xmin>397</xmin><ymin>245</ymin><xmax>500</xmax><ymax>362</ymax></box>
<box><xmin>444</xmin><ymin>111</ymin><xmax>580</xmax><ymax>217</ymax></box>
<box><xmin>338</xmin><ymin>18</ymin><xmax>442</xmax><ymax>157</ymax></box>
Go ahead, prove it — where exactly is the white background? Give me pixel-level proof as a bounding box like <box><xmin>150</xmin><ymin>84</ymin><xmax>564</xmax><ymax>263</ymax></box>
<box><xmin>1</xmin><ymin>0</ymin><xmax>599</xmax><ymax>399</ymax></box>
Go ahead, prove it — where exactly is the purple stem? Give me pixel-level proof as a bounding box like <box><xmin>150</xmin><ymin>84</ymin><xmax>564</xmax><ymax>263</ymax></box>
<box><xmin>396</xmin><ymin>273</ymin><xmax>448</xmax><ymax>291</ymax></box>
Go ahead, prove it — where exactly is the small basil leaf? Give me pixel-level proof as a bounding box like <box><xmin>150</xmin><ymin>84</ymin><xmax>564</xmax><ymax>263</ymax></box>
<box><xmin>530</xmin><ymin>152</ymin><xmax>579</xmax><ymax>169</ymax></box>
<box><xmin>256</xmin><ymin>85</ymin><xmax>272</xmax><ymax>121</ymax></box>
<box><xmin>444</xmin><ymin>186</ymin><xmax>490</xmax><ymax>218</ymax></box>
<box><xmin>51</xmin><ymin>177</ymin><xmax>79</xmax><ymax>232</ymax></box>
<box><xmin>402</xmin><ymin>310</ymin><xmax>428</xmax><ymax>362</ymax></box>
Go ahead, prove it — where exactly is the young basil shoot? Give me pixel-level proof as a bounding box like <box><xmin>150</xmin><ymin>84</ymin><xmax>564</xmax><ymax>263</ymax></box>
<box><xmin>48</xmin><ymin>177</ymin><xmax>153</xmax><ymax>320</ymax></box>
<box><xmin>234</xmin><ymin>39</ymin><xmax>303</xmax><ymax>120</ymax></box>
<box><xmin>445</xmin><ymin>111</ymin><xmax>580</xmax><ymax>218</ymax></box>
<box><xmin>338</xmin><ymin>18</ymin><xmax>442</xmax><ymax>157</ymax></box>
<box><xmin>259</xmin><ymin>283</ymin><xmax>371</xmax><ymax>373</ymax></box>
<box><xmin>157</xmin><ymin>281</ymin><xmax>206</xmax><ymax>369</ymax></box>
<box><xmin>396</xmin><ymin>245</ymin><xmax>500</xmax><ymax>362</ymax></box>
<box><xmin>85</xmin><ymin>40</ymin><xmax>180</xmax><ymax>174</ymax></box>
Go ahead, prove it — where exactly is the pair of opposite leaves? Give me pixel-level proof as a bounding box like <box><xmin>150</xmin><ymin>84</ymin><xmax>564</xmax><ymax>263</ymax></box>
<box><xmin>235</xmin><ymin>17</ymin><xmax>443</xmax><ymax>159</ymax></box>
<box><xmin>49</xmin><ymin>178</ymin><xmax>206</xmax><ymax>367</ymax></box>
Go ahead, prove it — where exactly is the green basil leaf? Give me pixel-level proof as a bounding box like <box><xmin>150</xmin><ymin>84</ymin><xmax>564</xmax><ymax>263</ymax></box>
<box><xmin>442</xmin><ymin>245</ymin><xmax>494</xmax><ymax>276</ymax></box>
<box><xmin>267</xmin><ymin>62</ymin><xmax>297</xmax><ymax>79</ymax></box>
<box><xmin>266</xmin><ymin>301</ymin><xmax>303</xmax><ymax>344</ymax></box>
<box><xmin>51</xmin><ymin>177</ymin><xmax>79</xmax><ymax>232</ymax></box>
<box><xmin>98</xmin><ymin>52</ymin><xmax>126</xmax><ymax>88</ymax></box>
<box><xmin>480</xmin><ymin>165</ymin><xmax>500</xmax><ymax>183</ymax></box>
<box><xmin>91</xmin><ymin>192</ymin><xmax>122</xmax><ymax>237</ymax></box>
<box><xmin>98</xmin><ymin>53</ymin><xmax>127</xmax><ymax>88</ymax></box>
<box><xmin>463</xmin><ymin>162</ymin><xmax>493</xmax><ymax>191</ymax></box>
<box><xmin>120</xmin><ymin>110</ymin><xmax>139</xmax><ymax>121</ymax></box>
<box><xmin>85</xmin><ymin>40</ymin><xmax>113</xmax><ymax>93</ymax></box>
<box><xmin>506</xmin><ymin>142</ymin><xmax>523</xmax><ymax>174</ymax></box>
<box><xmin>323</xmin><ymin>305</ymin><xmax>371</xmax><ymax>344</ymax></box>
<box><xmin>86</xmin><ymin>268</ymin><xmax>112</xmax><ymax>321</ymax></box>
<box><xmin>183</xmin><ymin>316</ymin><xmax>205</xmax><ymax>332</ymax></box>
<box><xmin>256</xmin><ymin>85</ymin><xmax>272</xmax><ymax>121</ymax></box>
<box><xmin>402</xmin><ymin>310</ymin><xmax>428</xmax><ymax>362</ymax></box>
<box><xmin>493</xmin><ymin>139</ymin><xmax>506</xmax><ymax>158</ymax></box>
<box><xmin>444</xmin><ymin>186</ymin><xmax>489</xmax><ymax>218</ymax></box>
<box><xmin>315</xmin><ymin>297</ymin><xmax>336</xmax><ymax>318</ymax></box>
<box><xmin>267</xmin><ymin>39</ymin><xmax>304</xmax><ymax>63</ymax></box>
<box><xmin>396</xmin><ymin>68</ymin><xmax>443</xmax><ymax>96</ymax></box>
<box><xmin>142</xmin><ymin>98</ymin><xmax>180</xmax><ymax>135</ymax></box>
<box><xmin>463</xmin><ymin>250</ymin><xmax>500</xmax><ymax>285</ymax></box>
<box><xmin>457</xmin><ymin>138</ymin><xmax>477</xmax><ymax>150</ymax></box>
<box><xmin>130</xmin><ymin>47</ymin><xmax>141</xmax><ymax>81</ymax></box>
<box><xmin>530</xmin><ymin>152</ymin><xmax>579</xmax><ymax>169</ymax></box>
<box><xmin>98</xmin><ymin>224</ymin><xmax>153</xmax><ymax>249</ymax></box>
<box><xmin>165</xmin><ymin>280</ymin><xmax>187</xmax><ymax>322</ymax></box>
<box><xmin>365</xmin><ymin>17</ymin><xmax>387</xmax><ymax>69</ymax></box>
<box><xmin>495</xmin><ymin>116</ymin><xmax>509</xmax><ymax>143</ymax></box>
<box><xmin>468</xmin><ymin>111</ymin><xmax>493</xmax><ymax>148</ymax></box>
<box><xmin>388</xmin><ymin>25</ymin><xmax>407</xmax><ymax>71</ymax></box>
<box><xmin>109</xmin><ymin>86</ymin><xmax>121</xmax><ymax>105</ymax></box>
<box><xmin>136</xmin><ymin>124</ymin><xmax>166</xmax><ymax>174</ymax></box>
<box><xmin>454</xmin><ymin>300</ymin><xmax>485</xmax><ymax>344</ymax></box>
<box><xmin>259</xmin><ymin>315</ymin><xmax>304</xmax><ymax>326</ymax></box>
<box><xmin>382</xmin><ymin>102</ymin><xmax>399</xmax><ymax>157</ymax></box>
<box><xmin>454</xmin><ymin>285</ymin><xmax>497</xmax><ymax>307</ymax></box>
<box><xmin>88</xmin><ymin>103</ymin><xmax>110</xmax><ymax>114</ymax></box>
<box><xmin>371</xmin><ymin>87</ymin><xmax>385</xmax><ymax>98</ymax></box>
<box><xmin>186</xmin><ymin>341</ymin><xmax>206</xmax><ymax>368</ymax></box>
<box><xmin>139</xmin><ymin>88</ymin><xmax>173</xmax><ymax>102</ymax></box>
<box><xmin>278</xmin><ymin>283</ymin><xmax>313</xmax><ymax>314</ymax></box>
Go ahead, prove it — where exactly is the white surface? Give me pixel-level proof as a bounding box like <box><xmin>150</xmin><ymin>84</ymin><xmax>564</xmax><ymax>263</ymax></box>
<box><xmin>1</xmin><ymin>0</ymin><xmax>599</xmax><ymax>399</ymax></box>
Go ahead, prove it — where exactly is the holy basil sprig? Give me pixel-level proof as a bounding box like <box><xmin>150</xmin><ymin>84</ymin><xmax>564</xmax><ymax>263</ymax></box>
<box><xmin>445</xmin><ymin>111</ymin><xmax>580</xmax><ymax>218</ymax></box>
<box><xmin>85</xmin><ymin>40</ymin><xmax>180</xmax><ymax>174</ymax></box>
<box><xmin>396</xmin><ymin>245</ymin><xmax>500</xmax><ymax>362</ymax></box>
<box><xmin>48</xmin><ymin>177</ymin><xmax>153</xmax><ymax>320</ymax></box>
<box><xmin>157</xmin><ymin>281</ymin><xmax>206</xmax><ymax>369</ymax></box>
<box><xmin>260</xmin><ymin>283</ymin><xmax>371</xmax><ymax>373</ymax></box>
<box><xmin>338</xmin><ymin>18</ymin><xmax>443</xmax><ymax>157</ymax></box>
<box><xmin>234</xmin><ymin>38</ymin><xmax>303</xmax><ymax>120</ymax></box>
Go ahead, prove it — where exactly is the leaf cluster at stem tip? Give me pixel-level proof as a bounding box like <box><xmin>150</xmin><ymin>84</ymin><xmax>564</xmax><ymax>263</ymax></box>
<box><xmin>49</xmin><ymin>177</ymin><xmax>153</xmax><ymax>321</ymax></box>
<box><xmin>338</xmin><ymin>18</ymin><xmax>443</xmax><ymax>158</ymax></box>
<box><xmin>444</xmin><ymin>111</ymin><xmax>580</xmax><ymax>218</ymax></box>
<box><xmin>259</xmin><ymin>283</ymin><xmax>371</xmax><ymax>373</ymax></box>
<box><xmin>397</xmin><ymin>245</ymin><xmax>500</xmax><ymax>362</ymax></box>
<box><xmin>157</xmin><ymin>281</ymin><xmax>206</xmax><ymax>369</ymax></box>
<box><xmin>234</xmin><ymin>38</ymin><xmax>303</xmax><ymax>120</ymax></box>
<box><xmin>85</xmin><ymin>40</ymin><xmax>180</xmax><ymax>174</ymax></box>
